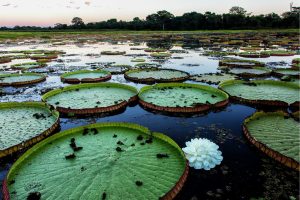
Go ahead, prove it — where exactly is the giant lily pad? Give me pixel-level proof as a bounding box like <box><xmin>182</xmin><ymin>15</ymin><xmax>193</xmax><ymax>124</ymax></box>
<box><xmin>0</xmin><ymin>102</ymin><xmax>59</xmax><ymax>158</ymax></box>
<box><xmin>11</xmin><ymin>62</ymin><xmax>45</xmax><ymax>70</ymax></box>
<box><xmin>190</xmin><ymin>73</ymin><xmax>236</xmax><ymax>84</ymax></box>
<box><xmin>219</xmin><ymin>80</ymin><xmax>299</xmax><ymax>107</ymax></box>
<box><xmin>273</xmin><ymin>69</ymin><xmax>300</xmax><ymax>78</ymax></box>
<box><xmin>3</xmin><ymin>122</ymin><xmax>188</xmax><ymax>200</ymax></box>
<box><xmin>42</xmin><ymin>83</ymin><xmax>138</xmax><ymax>115</ymax></box>
<box><xmin>139</xmin><ymin>83</ymin><xmax>229</xmax><ymax>113</ymax></box>
<box><xmin>243</xmin><ymin>111</ymin><xmax>299</xmax><ymax>170</ymax></box>
<box><xmin>125</xmin><ymin>69</ymin><xmax>189</xmax><ymax>84</ymax></box>
<box><xmin>98</xmin><ymin>64</ymin><xmax>130</xmax><ymax>75</ymax></box>
<box><xmin>0</xmin><ymin>73</ymin><xmax>46</xmax><ymax>86</ymax></box>
<box><xmin>101</xmin><ymin>51</ymin><xmax>126</xmax><ymax>55</ymax></box>
<box><xmin>219</xmin><ymin>59</ymin><xmax>264</xmax><ymax>68</ymax></box>
<box><xmin>61</xmin><ymin>70</ymin><xmax>111</xmax><ymax>83</ymax></box>
<box><xmin>226</xmin><ymin>67</ymin><xmax>271</xmax><ymax>77</ymax></box>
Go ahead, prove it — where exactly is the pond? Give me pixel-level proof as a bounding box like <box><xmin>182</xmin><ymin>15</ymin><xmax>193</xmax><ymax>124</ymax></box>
<box><xmin>0</xmin><ymin>37</ymin><xmax>299</xmax><ymax>200</ymax></box>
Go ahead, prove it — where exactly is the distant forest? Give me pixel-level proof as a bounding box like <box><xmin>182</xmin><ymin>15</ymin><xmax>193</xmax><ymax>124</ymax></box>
<box><xmin>1</xmin><ymin>7</ymin><xmax>299</xmax><ymax>30</ymax></box>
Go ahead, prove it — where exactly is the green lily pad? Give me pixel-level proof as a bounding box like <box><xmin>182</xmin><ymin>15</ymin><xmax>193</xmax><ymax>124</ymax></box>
<box><xmin>219</xmin><ymin>80</ymin><xmax>299</xmax><ymax>106</ymax></box>
<box><xmin>273</xmin><ymin>69</ymin><xmax>300</xmax><ymax>77</ymax></box>
<box><xmin>11</xmin><ymin>62</ymin><xmax>44</xmax><ymax>70</ymax></box>
<box><xmin>226</xmin><ymin>67</ymin><xmax>271</xmax><ymax>77</ymax></box>
<box><xmin>150</xmin><ymin>52</ymin><xmax>172</xmax><ymax>58</ymax></box>
<box><xmin>0</xmin><ymin>102</ymin><xmax>59</xmax><ymax>158</ymax></box>
<box><xmin>190</xmin><ymin>73</ymin><xmax>236</xmax><ymax>84</ymax></box>
<box><xmin>5</xmin><ymin>122</ymin><xmax>187</xmax><ymax>200</ymax></box>
<box><xmin>125</xmin><ymin>69</ymin><xmax>189</xmax><ymax>84</ymax></box>
<box><xmin>139</xmin><ymin>83</ymin><xmax>229</xmax><ymax>113</ymax></box>
<box><xmin>100</xmin><ymin>65</ymin><xmax>130</xmax><ymax>74</ymax></box>
<box><xmin>0</xmin><ymin>73</ymin><xmax>46</xmax><ymax>86</ymax></box>
<box><xmin>61</xmin><ymin>70</ymin><xmax>111</xmax><ymax>83</ymax></box>
<box><xmin>42</xmin><ymin>83</ymin><xmax>138</xmax><ymax>115</ymax></box>
<box><xmin>131</xmin><ymin>58</ymin><xmax>146</xmax><ymax>62</ymax></box>
<box><xmin>243</xmin><ymin>111</ymin><xmax>299</xmax><ymax>169</ymax></box>
<box><xmin>101</xmin><ymin>51</ymin><xmax>126</xmax><ymax>55</ymax></box>
<box><xmin>219</xmin><ymin>59</ymin><xmax>264</xmax><ymax>68</ymax></box>
<box><xmin>261</xmin><ymin>50</ymin><xmax>296</xmax><ymax>56</ymax></box>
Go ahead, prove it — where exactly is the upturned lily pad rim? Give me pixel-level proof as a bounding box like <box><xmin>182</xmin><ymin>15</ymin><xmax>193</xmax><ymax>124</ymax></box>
<box><xmin>219</xmin><ymin>79</ymin><xmax>300</xmax><ymax>107</ymax></box>
<box><xmin>60</xmin><ymin>69</ymin><xmax>111</xmax><ymax>83</ymax></box>
<box><xmin>139</xmin><ymin>83</ymin><xmax>229</xmax><ymax>113</ymax></box>
<box><xmin>42</xmin><ymin>82</ymin><xmax>139</xmax><ymax>115</ymax></box>
<box><xmin>0</xmin><ymin>72</ymin><xmax>46</xmax><ymax>87</ymax></box>
<box><xmin>243</xmin><ymin>111</ymin><xmax>300</xmax><ymax>171</ymax></box>
<box><xmin>0</xmin><ymin>101</ymin><xmax>60</xmax><ymax>159</ymax></box>
<box><xmin>124</xmin><ymin>68</ymin><xmax>190</xmax><ymax>84</ymax></box>
<box><xmin>2</xmin><ymin>122</ymin><xmax>188</xmax><ymax>200</ymax></box>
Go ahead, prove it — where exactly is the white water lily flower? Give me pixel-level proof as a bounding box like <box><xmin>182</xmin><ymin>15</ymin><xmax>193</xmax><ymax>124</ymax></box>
<box><xmin>182</xmin><ymin>138</ymin><xmax>223</xmax><ymax>170</ymax></box>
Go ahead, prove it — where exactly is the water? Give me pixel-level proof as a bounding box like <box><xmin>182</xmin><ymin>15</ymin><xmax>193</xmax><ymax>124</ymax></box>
<box><xmin>0</xmin><ymin>39</ymin><xmax>299</xmax><ymax>200</ymax></box>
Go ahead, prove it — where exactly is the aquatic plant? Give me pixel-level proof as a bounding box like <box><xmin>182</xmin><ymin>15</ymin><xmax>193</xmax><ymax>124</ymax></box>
<box><xmin>219</xmin><ymin>80</ymin><xmax>299</xmax><ymax>108</ymax></box>
<box><xmin>0</xmin><ymin>73</ymin><xmax>46</xmax><ymax>86</ymax></box>
<box><xmin>124</xmin><ymin>68</ymin><xmax>189</xmax><ymax>84</ymax></box>
<box><xmin>3</xmin><ymin>122</ymin><xmax>188</xmax><ymax>200</ymax></box>
<box><xmin>42</xmin><ymin>82</ymin><xmax>138</xmax><ymax>116</ymax></box>
<box><xmin>61</xmin><ymin>70</ymin><xmax>111</xmax><ymax>83</ymax></box>
<box><xmin>243</xmin><ymin>111</ymin><xmax>299</xmax><ymax>170</ymax></box>
<box><xmin>101</xmin><ymin>51</ymin><xmax>126</xmax><ymax>55</ymax></box>
<box><xmin>139</xmin><ymin>83</ymin><xmax>229</xmax><ymax>113</ymax></box>
<box><xmin>182</xmin><ymin>138</ymin><xmax>223</xmax><ymax>170</ymax></box>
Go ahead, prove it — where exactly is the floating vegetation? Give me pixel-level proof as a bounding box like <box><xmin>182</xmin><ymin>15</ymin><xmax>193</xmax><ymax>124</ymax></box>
<box><xmin>144</xmin><ymin>48</ymin><xmax>166</xmax><ymax>52</ymax></box>
<box><xmin>11</xmin><ymin>62</ymin><xmax>45</xmax><ymax>70</ymax></box>
<box><xmin>4</xmin><ymin>122</ymin><xmax>188</xmax><ymax>199</ymax></box>
<box><xmin>134</xmin><ymin>62</ymin><xmax>160</xmax><ymax>69</ymax></box>
<box><xmin>42</xmin><ymin>83</ymin><xmax>138</xmax><ymax>116</ymax></box>
<box><xmin>226</xmin><ymin>67</ymin><xmax>271</xmax><ymax>77</ymax></box>
<box><xmin>261</xmin><ymin>50</ymin><xmax>296</xmax><ymax>56</ymax></box>
<box><xmin>150</xmin><ymin>52</ymin><xmax>172</xmax><ymax>58</ymax></box>
<box><xmin>61</xmin><ymin>70</ymin><xmax>111</xmax><ymax>83</ymax></box>
<box><xmin>0</xmin><ymin>102</ymin><xmax>59</xmax><ymax>158</ymax></box>
<box><xmin>99</xmin><ymin>64</ymin><xmax>130</xmax><ymax>74</ymax></box>
<box><xmin>190</xmin><ymin>73</ymin><xmax>237</xmax><ymax>84</ymax></box>
<box><xmin>238</xmin><ymin>51</ymin><xmax>270</xmax><ymax>58</ymax></box>
<box><xmin>0</xmin><ymin>73</ymin><xmax>46</xmax><ymax>87</ymax></box>
<box><xmin>243</xmin><ymin>111</ymin><xmax>299</xmax><ymax>170</ymax></box>
<box><xmin>131</xmin><ymin>58</ymin><xmax>146</xmax><ymax>62</ymax></box>
<box><xmin>219</xmin><ymin>59</ymin><xmax>264</xmax><ymax>68</ymax></box>
<box><xmin>272</xmin><ymin>69</ymin><xmax>300</xmax><ymax>78</ymax></box>
<box><xmin>101</xmin><ymin>51</ymin><xmax>126</xmax><ymax>55</ymax></box>
<box><xmin>124</xmin><ymin>68</ymin><xmax>189</xmax><ymax>84</ymax></box>
<box><xmin>139</xmin><ymin>83</ymin><xmax>229</xmax><ymax>113</ymax></box>
<box><xmin>219</xmin><ymin>80</ymin><xmax>299</xmax><ymax>108</ymax></box>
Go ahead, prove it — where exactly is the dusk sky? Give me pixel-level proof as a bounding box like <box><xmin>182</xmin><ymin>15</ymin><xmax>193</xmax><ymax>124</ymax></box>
<box><xmin>0</xmin><ymin>0</ymin><xmax>297</xmax><ymax>27</ymax></box>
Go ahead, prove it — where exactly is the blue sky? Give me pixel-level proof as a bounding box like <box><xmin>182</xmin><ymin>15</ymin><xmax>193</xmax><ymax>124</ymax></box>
<box><xmin>0</xmin><ymin>0</ymin><xmax>297</xmax><ymax>26</ymax></box>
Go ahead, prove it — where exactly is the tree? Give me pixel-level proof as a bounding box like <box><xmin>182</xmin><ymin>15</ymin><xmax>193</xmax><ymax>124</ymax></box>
<box><xmin>54</xmin><ymin>23</ymin><xmax>68</xmax><ymax>29</ymax></box>
<box><xmin>229</xmin><ymin>6</ymin><xmax>247</xmax><ymax>16</ymax></box>
<box><xmin>71</xmin><ymin>17</ymin><xmax>85</xmax><ymax>28</ymax></box>
<box><xmin>146</xmin><ymin>10</ymin><xmax>174</xmax><ymax>30</ymax></box>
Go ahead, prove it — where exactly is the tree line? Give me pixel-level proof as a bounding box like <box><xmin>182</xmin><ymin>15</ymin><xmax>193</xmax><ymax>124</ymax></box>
<box><xmin>1</xmin><ymin>7</ymin><xmax>299</xmax><ymax>31</ymax></box>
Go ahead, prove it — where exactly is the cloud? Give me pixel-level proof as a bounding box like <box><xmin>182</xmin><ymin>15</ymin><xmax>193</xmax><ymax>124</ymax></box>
<box><xmin>2</xmin><ymin>4</ymin><xmax>10</xmax><ymax>6</ymax></box>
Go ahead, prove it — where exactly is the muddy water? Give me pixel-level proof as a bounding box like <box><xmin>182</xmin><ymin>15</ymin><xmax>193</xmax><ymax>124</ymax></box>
<box><xmin>0</xmin><ymin>41</ymin><xmax>299</xmax><ymax>200</ymax></box>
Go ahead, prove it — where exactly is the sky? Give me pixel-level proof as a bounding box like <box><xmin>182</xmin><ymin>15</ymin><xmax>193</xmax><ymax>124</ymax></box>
<box><xmin>0</xmin><ymin>0</ymin><xmax>297</xmax><ymax>27</ymax></box>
